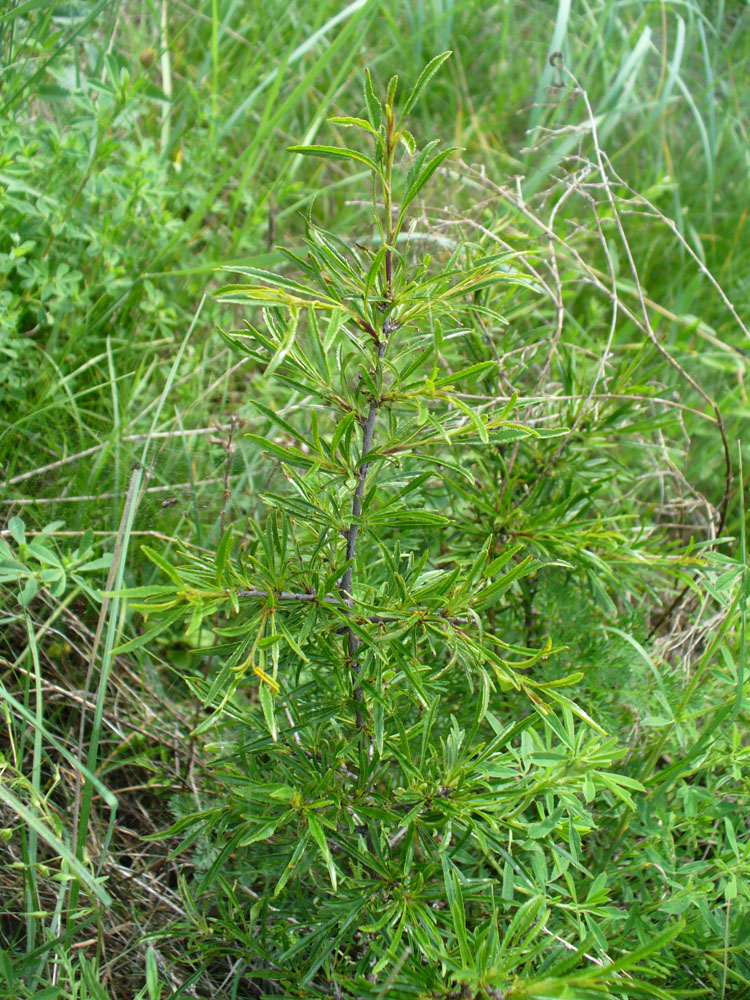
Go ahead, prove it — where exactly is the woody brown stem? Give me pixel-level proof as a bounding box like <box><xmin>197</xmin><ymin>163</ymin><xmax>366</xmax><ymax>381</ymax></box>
<box><xmin>337</xmin><ymin>335</ymin><xmax>389</xmax><ymax>729</ymax></box>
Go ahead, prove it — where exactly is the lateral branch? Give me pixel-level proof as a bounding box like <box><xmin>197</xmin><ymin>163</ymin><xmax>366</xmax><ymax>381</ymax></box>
<box><xmin>235</xmin><ymin>587</ymin><xmax>468</xmax><ymax>627</ymax></box>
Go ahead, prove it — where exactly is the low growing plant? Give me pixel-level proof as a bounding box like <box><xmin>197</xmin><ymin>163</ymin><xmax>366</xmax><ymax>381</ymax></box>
<box><xmin>119</xmin><ymin>59</ymin><xmax>747</xmax><ymax>998</ymax></box>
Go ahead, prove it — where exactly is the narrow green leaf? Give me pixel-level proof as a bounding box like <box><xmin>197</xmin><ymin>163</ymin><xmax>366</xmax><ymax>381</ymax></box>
<box><xmin>367</xmin><ymin>509</ymin><xmax>450</xmax><ymax>528</ymax></box>
<box><xmin>250</xmin><ymin>400</ymin><xmax>318</xmax><ymax>453</ymax></box>
<box><xmin>238</xmin><ymin>819</ymin><xmax>279</xmax><ymax>846</ymax></box>
<box><xmin>107</xmin><ymin>584</ymin><xmax>177</xmax><ymax>600</ymax></box>
<box><xmin>307</xmin><ymin>812</ymin><xmax>337</xmax><ymax>892</ymax></box>
<box><xmin>140</xmin><ymin>544</ymin><xmax>184</xmax><ymax>586</ymax></box>
<box><xmin>113</xmin><ymin>607</ymin><xmax>186</xmax><ymax>655</ymax></box>
<box><xmin>246</xmin><ymin>434</ymin><xmax>316</xmax><ymax>470</ymax></box>
<box><xmin>402</xmin><ymin>51</ymin><xmax>452</xmax><ymax>116</ymax></box>
<box><xmin>145</xmin><ymin>948</ymin><xmax>159</xmax><ymax>1000</ymax></box>
<box><xmin>363</xmin><ymin>68</ymin><xmax>383</xmax><ymax>127</ymax></box>
<box><xmin>287</xmin><ymin>144</ymin><xmax>378</xmax><ymax>172</ymax></box>
<box><xmin>528</xmin><ymin>804</ymin><xmax>565</xmax><ymax>839</ymax></box>
<box><xmin>449</xmin><ymin>870</ymin><xmax>471</xmax><ymax>965</ymax></box>
<box><xmin>576</xmin><ymin>919</ymin><xmax>686</xmax><ymax>979</ymax></box>
<box><xmin>259</xmin><ymin>683</ymin><xmax>278</xmax><ymax>741</ymax></box>
<box><xmin>473</xmin><ymin>555</ymin><xmax>537</xmax><ymax>609</ymax></box>
<box><xmin>448</xmin><ymin>394</ymin><xmax>489</xmax><ymax>443</ymax></box>
<box><xmin>485</xmin><ymin>543</ymin><xmax>526</xmax><ymax>578</ymax></box>
<box><xmin>328</xmin><ymin>115</ymin><xmax>378</xmax><ymax>136</ymax></box>
<box><xmin>501</xmin><ymin>895</ymin><xmax>546</xmax><ymax>953</ymax></box>
<box><xmin>266</xmin><ymin>305</ymin><xmax>300</xmax><ymax>378</ymax></box>
<box><xmin>215</xmin><ymin>527</ymin><xmax>234</xmax><ymax>586</ymax></box>
<box><xmin>331</xmin><ymin>411</ymin><xmax>358</xmax><ymax>462</ymax></box>
<box><xmin>386</xmin><ymin>74</ymin><xmax>398</xmax><ymax>109</ymax></box>
<box><xmin>398</xmin><ymin>147</ymin><xmax>460</xmax><ymax>227</ymax></box>
<box><xmin>433</xmin><ymin>360</ymin><xmax>497</xmax><ymax>389</ymax></box>
<box><xmin>274</xmin><ymin>836</ymin><xmax>309</xmax><ymax>897</ymax></box>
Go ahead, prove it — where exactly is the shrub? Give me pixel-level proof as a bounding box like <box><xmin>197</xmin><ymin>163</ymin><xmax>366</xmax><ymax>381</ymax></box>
<box><xmin>118</xmin><ymin>58</ymin><xmax>748</xmax><ymax>999</ymax></box>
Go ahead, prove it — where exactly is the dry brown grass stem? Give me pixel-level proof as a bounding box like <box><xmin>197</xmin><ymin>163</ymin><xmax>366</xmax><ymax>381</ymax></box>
<box><xmin>2</xmin><ymin>424</ymin><xmax>235</xmax><ymax>488</ymax></box>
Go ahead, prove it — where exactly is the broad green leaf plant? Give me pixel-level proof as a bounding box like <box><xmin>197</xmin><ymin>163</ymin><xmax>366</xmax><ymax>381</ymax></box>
<box><xmin>121</xmin><ymin>59</ymin><xmax>699</xmax><ymax>998</ymax></box>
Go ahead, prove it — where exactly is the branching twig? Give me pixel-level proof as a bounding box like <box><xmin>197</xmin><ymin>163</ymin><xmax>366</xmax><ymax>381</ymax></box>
<box><xmin>460</xmin><ymin>153</ymin><xmax>732</xmax><ymax>535</ymax></box>
<box><xmin>339</xmin><ymin>337</ymin><xmax>389</xmax><ymax>604</ymax></box>
<box><xmin>235</xmin><ymin>586</ymin><xmax>469</xmax><ymax>626</ymax></box>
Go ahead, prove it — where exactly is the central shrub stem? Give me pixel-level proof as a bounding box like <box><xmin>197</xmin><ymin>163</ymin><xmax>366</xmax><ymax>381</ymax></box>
<box><xmin>339</xmin><ymin>334</ymin><xmax>390</xmax><ymax>729</ymax></box>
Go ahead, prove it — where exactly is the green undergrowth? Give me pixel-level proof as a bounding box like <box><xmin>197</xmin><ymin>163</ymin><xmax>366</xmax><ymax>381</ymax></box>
<box><xmin>0</xmin><ymin>1</ymin><xmax>749</xmax><ymax>998</ymax></box>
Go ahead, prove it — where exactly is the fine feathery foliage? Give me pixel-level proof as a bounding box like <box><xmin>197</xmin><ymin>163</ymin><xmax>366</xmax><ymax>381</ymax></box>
<box><xmin>112</xmin><ymin>61</ymin><xmax>748</xmax><ymax>997</ymax></box>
